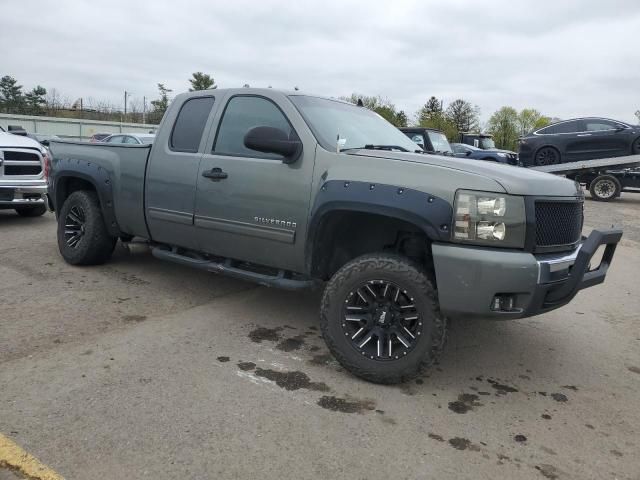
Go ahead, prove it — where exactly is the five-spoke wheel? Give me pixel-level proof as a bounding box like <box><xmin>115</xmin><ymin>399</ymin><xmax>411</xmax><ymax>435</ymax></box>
<box><xmin>535</xmin><ymin>147</ymin><xmax>560</xmax><ymax>166</ymax></box>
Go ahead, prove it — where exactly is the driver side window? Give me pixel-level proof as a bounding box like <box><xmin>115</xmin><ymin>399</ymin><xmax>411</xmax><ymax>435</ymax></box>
<box><xmin>213</xmin><ymin>96</ymin><xmax>294</xmax><ymax>160</ymax></box>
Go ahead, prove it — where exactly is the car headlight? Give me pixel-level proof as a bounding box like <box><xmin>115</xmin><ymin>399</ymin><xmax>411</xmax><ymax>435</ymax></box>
<box><xmin>453</xmin><ymin>190</ymin><xmax>526</xmax><ymax>248</ymax></box>
<box><xmin>496</xmin><ymin>152</ymin><xmax>507</xmax><ymax>158</ymax></box>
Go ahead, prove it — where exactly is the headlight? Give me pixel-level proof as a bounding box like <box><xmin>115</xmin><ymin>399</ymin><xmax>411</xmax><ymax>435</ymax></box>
<box><xmin>496</xmin><ymin>152</ymin><xmax>507</xmax><ymax>158</ymax></box>
<box><xmin>453</xmin><ymin>190</ymin><xmax>526</xmax><ymax>248</ymax></box>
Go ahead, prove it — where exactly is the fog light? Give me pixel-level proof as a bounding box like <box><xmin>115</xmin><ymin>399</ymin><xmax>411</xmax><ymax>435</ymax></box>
<box><xmin>491</xmin><ymin>294</ymin><xmax>516</xmax><ymax>312</ymax></box>
<box><xmin>477</xmin><ymin>222</ymin><xmax>506</xmax><ymax>240</ymax></box>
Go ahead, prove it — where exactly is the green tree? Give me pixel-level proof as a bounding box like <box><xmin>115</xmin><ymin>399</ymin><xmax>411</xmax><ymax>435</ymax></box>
<box><xmin>0</xmin><ymin>75</ymin><xmax>24</xmax><ymax>112</ymax></box>
<box><xmin>445</xmin><ymin>99</ymin><xmax>479</xmax><ymax>133</ymax></box>
<box><xmin>343</xmin><ymin>93</ymin><xmax>407</xmax><ymax>127</ymax></box>
<box><xmin>517</xmin><ymin>108</ymin><xmax>549</xmax><ymax>136</ymax></box>
<box><xmin>635</xmin><ymin>110</ymin><xmax>640</xmax><ymax>124</ymax></box>
<box><xmin>189</xmin><ymin>72</ymin><xmax>216</xmax><ymax>91</ymax></box>
<box><xmin>395</xmin><ymin>110</ymin><xmax>408</xmax><ymax>128</ymax></box>
<box><xmin>149</xmin><ymin>83</ymin><xmax>172</xmax><ymax>123</ymax></box>
<box><xmin>487</xmin><ymin>106</ymin><xmax>520</xmax><ymax>151</ymax></box>
<box><xmin>416</xmin><ymin>97</ymin><xmax>458</xmax><ymax>141</ymax></box>
<box><xmin>24</xmin><ymin>86</ymin><xmax>47</xmax><ymax>115</ymax></box>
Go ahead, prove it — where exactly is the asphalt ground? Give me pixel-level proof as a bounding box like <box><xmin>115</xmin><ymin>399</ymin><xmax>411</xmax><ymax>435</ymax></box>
<box><xmin>1</xmin><ymin>192</ymin><xmax>639</xmax><ymax>480</ymax></box>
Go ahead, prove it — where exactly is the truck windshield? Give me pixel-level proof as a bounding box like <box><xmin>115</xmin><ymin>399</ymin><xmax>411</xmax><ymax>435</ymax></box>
<box><xmin>426</xmin><ymin>131</ymin><xmax>452</xmax><ymax>154</ymax></box>
<box><xmin>480</xmin><ymin>138</ymin><xmax>496</xmax><ymax>149</ymax></box>
<box><xmin>289</xmin><ymin>95</ymin><xmax>421</xmax><ymax>153</ymax></box>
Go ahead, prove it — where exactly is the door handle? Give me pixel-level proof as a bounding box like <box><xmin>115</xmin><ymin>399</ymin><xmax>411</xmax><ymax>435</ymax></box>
<box><xmin>577</xmin><ymin>134</ymin><xmax>592</xmax><ymax>137</ymax></box>
<box><xmin>202</xmin><ymin>167</ymin><xmax>228</xmax><ymax>180</ymax></box>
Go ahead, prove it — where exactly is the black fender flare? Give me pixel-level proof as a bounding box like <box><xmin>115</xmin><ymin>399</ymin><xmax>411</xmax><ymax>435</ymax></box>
<box><xmin>52</xmin><ymin>158</ymin><xmax>122</xmax><ymax>237</ymax></box>
<box><xmin>305</xmin><ymin>180</ymin><xmax>453</xmax><ymax>271</ymax></box>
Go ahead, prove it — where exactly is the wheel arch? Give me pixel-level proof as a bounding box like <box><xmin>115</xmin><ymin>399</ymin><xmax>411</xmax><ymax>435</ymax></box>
<box><xmin>306</xmin><ymin>181</ymin><xmax>453</xmax><ymax>279</ymax></box>
<box><xmin>53</xmin><ymin>164</ymin><xmax>122</xmax><ymax>237</ymax></box>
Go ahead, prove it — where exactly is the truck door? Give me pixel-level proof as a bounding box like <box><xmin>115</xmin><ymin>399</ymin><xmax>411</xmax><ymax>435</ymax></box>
<box><xmin>145</xmin><ymin>95</ymin><xmax>216</xmax><ymax>249</ymax></box>
<box><xmin>194</xmin><ymin>93</ymin><xmax>314</xmax><ymax>273</ymax></box>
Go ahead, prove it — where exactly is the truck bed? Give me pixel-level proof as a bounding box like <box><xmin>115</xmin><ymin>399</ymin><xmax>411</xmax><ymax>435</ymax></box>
<box><xmin>49</xmin><ymin>141</ymin><xmax>152</xmax><ymax>237</ymax></box>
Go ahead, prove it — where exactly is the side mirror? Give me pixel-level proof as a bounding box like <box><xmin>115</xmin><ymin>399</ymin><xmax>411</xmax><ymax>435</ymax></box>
<box><xmin>244</xmin><ymin>126</ymin><xmax>302</xmax><ymax>164</ymax></box>
<box><xmin>465</xmin><ymin>151</ymin><xmax>472</xmax><ymax>156</ymax></box>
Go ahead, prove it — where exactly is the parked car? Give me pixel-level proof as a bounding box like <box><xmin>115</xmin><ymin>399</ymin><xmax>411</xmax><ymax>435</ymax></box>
<box><xmin>89</xmin><ymin>133</ymin><xmax>112</xmax><ymax>143</ymax></box>
<box><xmin>103</xmin><ymin>133</ymin><xmax>156</xmax><ymax>145</ymax></box>
<box><xmin>519</xmin><ymin>117</ymin><xmax>640</xmax><ymax>166</ymax></box>
<box><xmin>399</xmin><ymin>127</ymin><xmax>452</xmax><ymax>155</ymax></box>
<box><xmin>47</xmin><ymin>88</ymin><xmax>621</xmax><ymax>384</ymax></box>
<box><xmin>451</xmin><ymin>143</ymin><xmax>518</xmax><ymax>165</ymax></box>
<box><xmin>27</xmin><ymin>133</ymin><xmax>61</xmax><ymax>147</ymax></box>
<box><xmin>0</xmin><ymin>131</ymin><xmax>49</xmax><ymax>216</ymax></box>
<box><xmin>459</xmin><ymin>132</ymin><xmax>496</xmax><ymax>149</ymax></box>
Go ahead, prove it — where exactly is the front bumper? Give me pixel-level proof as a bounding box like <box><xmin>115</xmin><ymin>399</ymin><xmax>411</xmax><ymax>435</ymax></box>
<box><xmin>432</xmin><ymin>229</ymin><xmax>622</xmax><ymax>319</ymax></box>
<box><xmin>0</xmin><ymin>182</ymin><xmax>47</xmax><ymax>207</ymax></box>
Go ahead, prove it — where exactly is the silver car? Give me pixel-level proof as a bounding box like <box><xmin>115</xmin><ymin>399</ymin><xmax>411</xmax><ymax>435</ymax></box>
<box><xmin>103</xmin><ymin>133</ymin><xmax>155</xmax><ymax>145</ymax></box>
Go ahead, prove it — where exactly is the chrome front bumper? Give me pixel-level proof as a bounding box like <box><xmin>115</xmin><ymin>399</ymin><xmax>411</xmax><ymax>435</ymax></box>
<box><xmin>0</xmin><ymin>182</ymin><xmax>47</xmax><ymax>206</ymax></box>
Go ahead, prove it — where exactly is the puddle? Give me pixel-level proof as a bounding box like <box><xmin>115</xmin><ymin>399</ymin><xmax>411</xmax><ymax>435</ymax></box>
<box><xmin>317</xmin><ymin>395</ymin><xmax>375</xmax><ymax>414</ymax></box>
<box><xmin>248</xmin><ymin>327</ymin><xmax>283</xmax><ymax>343</ymax></box>
<box><xmin>448</xmin><ymin>437</ymin><xmax>480</xmax><ymax>451</ymax></box>
<box><xmin>253</xmin><ymin>368</ymin><xmax>330</xmax><ymax>392</ymax></box>
<box><xmin>448</xmin><ymin>393</ymin><xmax>482</xmax><ymax>414</ymax></box>
<box><xmin>276</xmin><ymin>335</ymin><xmax>306</xmax><ymax>352</ymax></box>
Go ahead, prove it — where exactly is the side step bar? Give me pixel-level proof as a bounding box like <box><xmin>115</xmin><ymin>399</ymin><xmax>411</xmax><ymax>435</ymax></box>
<box><xmin>151</xmin><ymin>246</ymin><xmax>315</xmax><ymax>290</ymax></box>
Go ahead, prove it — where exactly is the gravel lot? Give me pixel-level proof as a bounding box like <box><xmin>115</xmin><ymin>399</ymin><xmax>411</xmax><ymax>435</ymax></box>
<box><xmin>1</xmin><ymin>193</ymin><xmax>639</xmax><ymax>480</ymax></box>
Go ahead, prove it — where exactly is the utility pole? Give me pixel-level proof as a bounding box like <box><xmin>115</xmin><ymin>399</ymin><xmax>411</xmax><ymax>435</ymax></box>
<box><xmin>143</xmin><ymin>96</ymin><xmax>146</xmax><ymax>124</ymax></box>
<box><xmin>124</xmin><ymin>90</ymin><xmax>129</xmax><ymax>121</ymax></box>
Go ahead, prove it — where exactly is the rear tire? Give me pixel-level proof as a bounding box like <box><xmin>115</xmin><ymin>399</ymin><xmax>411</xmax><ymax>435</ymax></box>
<box><xmin>535</xmin><ymin>147</ymin><xmax>561</xmax><ymax>166</ymax></box>
<box><xmin>57</xmin><ymin>190</ymin><xmax>117</xmax><ymax>265</ymax></box>
<box><xmin>320</xmin><ymin>253</ymin><xmax>447</xmax><ymax>384</ymax></box>
<box><xmin>15</xmin><ymin>205</ymin><xmax>47</xmax><ymax>217</ymax></box>
<box><xmin>589</xmin><ymin>175</ymin><xmax>621</xmax><ymax>201</ymax></box>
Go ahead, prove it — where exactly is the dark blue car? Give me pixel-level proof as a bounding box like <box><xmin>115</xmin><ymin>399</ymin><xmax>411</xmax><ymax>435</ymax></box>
<box><xmin>451</xmin><ymin>143</ymin><xmax>518</xmax><ymax>165</ymax></box>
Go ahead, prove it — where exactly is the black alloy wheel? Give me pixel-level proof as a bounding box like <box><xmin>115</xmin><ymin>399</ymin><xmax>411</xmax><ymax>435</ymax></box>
<box><xmin>535</xmin><ymin>147</ymin><xmax>560</xmax><ymax>166</ymax></box>
<box><xmin>64</xmin><ymin>205</ymin><xmax>87</xmax><ymax>248</ymax></box>
<box><xmin>342</xmin><ymin>280</ymin><xmax>422</xmax><ymax>360</ymax></box>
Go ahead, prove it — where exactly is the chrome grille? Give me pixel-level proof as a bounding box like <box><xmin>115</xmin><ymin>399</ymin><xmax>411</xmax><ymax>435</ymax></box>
<box><xmin>0</xmin><ymin>149</ymin><xmax>43</xmax><ymax>176</ymax></box>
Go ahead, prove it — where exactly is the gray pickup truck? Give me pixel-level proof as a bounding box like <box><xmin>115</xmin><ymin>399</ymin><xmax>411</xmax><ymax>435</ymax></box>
<box><xmin>47</xmin><ymin>88</ymin><xmax>622</xmax><ymax>384</ymax></box>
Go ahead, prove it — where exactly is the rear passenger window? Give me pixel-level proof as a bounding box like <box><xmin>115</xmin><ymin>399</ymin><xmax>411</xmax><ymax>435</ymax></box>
<box><xmin>170</xmin><ymin>96</ymin><xmax>215</xmax><ymax>153</ymax></box>
<box><xmin>554</xmin><ymin>121</ymin><xmax>580</xmax><ymax>134</ymax></box>
<box><xmin>585</xmin><ymin>121</ymin><xmax>615</xmax><ymax>131</ymax></box>
<box><xmin>213</xmin><ymin>96</ymin><xmax>294</xmax><ymax>159</ymax></box>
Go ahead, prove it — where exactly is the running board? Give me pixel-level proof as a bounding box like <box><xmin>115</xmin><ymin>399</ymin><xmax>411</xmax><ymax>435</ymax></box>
<box><xmin>151</xmin><ymin>246</ymin><xmax>315</xmax><ymax>290</ymax></box>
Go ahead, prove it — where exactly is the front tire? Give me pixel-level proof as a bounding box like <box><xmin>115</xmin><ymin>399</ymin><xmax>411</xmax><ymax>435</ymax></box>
<box><xmin>57</xmin><ymin>190</ymin><xmax>117</xmax><ymax>265</ymax></box>
<box><xmin>535</xmin><ymin>147</ymin><xmax>561</xmax><ymax>166</ymax></box>
<box><xmin>15</xmin><ymin>204</ymin><xmax>47</xmax><ymax>217</ymax></box>
<box><xmin>320</xmin><ymin>253</ymin><xmax>447</xmax><ymax>384</ymax></box>
<box><xmin>589</xmin><ymin>175</ymin><xmax>621</xmax><ymax>201</ymax></box>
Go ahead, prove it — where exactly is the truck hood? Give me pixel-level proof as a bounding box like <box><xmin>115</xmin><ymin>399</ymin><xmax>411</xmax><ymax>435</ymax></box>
<box><xmin>347</xmin><ymin>150</ymin><xmax>581</xmax><ymax>197</ymax></box>
<box><xmin>0</xmin><ymin>132</ymin><xmax>44</xmax><ymax>151</ymax></box>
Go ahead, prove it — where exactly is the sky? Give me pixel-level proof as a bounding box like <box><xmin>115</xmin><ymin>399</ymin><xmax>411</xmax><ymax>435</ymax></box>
<box><xmin>2</xmin><ymin>0</ymin><xmax>639</xmax><ymax>125</ymax></box>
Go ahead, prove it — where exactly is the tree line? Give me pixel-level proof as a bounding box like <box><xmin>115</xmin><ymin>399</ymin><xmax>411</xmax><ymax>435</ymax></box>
<box><xmin>3</xmin><ymin>71</ymin><xmax>634</xmax><ymax>151</ymax></box>
<box><xmin>0</xmin><ymin>72</ymin><xmax>217</xmax><ymax>125</ymax></box>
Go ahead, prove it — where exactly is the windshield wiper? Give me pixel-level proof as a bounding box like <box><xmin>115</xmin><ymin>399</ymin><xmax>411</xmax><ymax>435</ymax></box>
<box><xmin>341</xmin><ymin>144</ymin><xmax>412</xmax><ymax>153</ymax></box>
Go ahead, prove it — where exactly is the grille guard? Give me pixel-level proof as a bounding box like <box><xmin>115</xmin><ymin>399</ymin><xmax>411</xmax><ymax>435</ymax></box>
<box><xmin>542</xmin><ymin>229</ymin><xmax>622</xmax><ymax>306</ymax></box>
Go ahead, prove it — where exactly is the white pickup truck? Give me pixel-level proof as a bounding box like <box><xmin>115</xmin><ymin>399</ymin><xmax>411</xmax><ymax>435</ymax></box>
<box><xmin>0</xmin><ymin>129</ymin><xmax>49</xmax><ymax>216</ymax></box>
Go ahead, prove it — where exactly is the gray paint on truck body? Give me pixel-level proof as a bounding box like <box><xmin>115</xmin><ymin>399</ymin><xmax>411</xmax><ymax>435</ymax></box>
<box><xmin>48</xmin><ymin>88</ymin><xmax>595</xmax><ymax>319</ymax></box>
